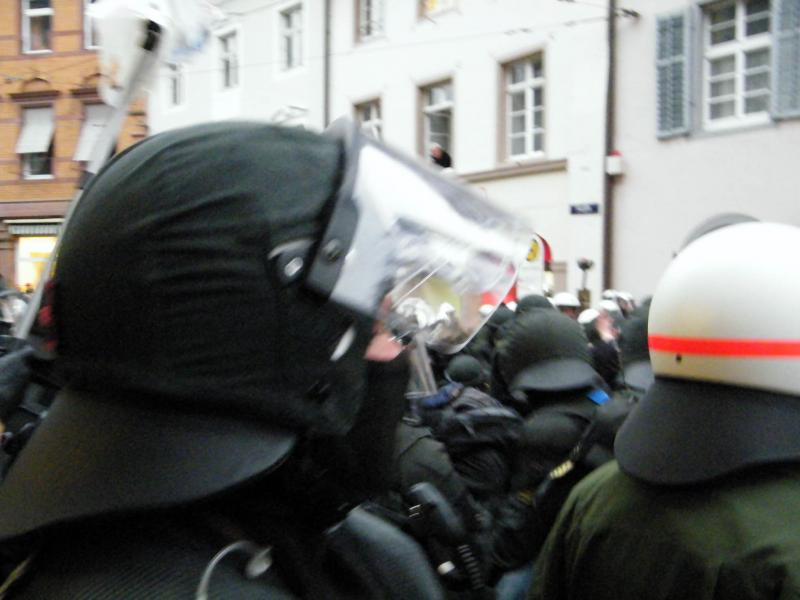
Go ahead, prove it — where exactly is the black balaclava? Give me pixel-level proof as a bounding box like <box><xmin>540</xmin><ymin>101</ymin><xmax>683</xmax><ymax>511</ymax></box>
<box><xmin>237</xmin><ymin>353</ymin><xmax>412</xmax><ymax>530</ymax></box>
<box><xmin>336</xmin><ymin>355</ymin><xmax>412</xmax><ymax>493</ymax></box>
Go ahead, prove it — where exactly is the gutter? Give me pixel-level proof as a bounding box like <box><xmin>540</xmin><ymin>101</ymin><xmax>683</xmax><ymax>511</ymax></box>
<box><xmin>602</xmin><ymin>0</ymin><xmax>617</xmax><ymax>290</ymax></box>
<box><xmin>323</xmin><ymin>0</ymin><xmax>331</xmax><ymax>127</ymax></box>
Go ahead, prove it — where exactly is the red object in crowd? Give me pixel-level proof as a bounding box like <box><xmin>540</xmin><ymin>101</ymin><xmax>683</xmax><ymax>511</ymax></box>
<box><xmin>481</xmin><ymin>233</ymin><xmax>552</xmax><ymax>307</ymax></box>
<box><xmin>481</xmin><ymin>284</ymin><xmax>516</xmax><ymax>308</ymax></box>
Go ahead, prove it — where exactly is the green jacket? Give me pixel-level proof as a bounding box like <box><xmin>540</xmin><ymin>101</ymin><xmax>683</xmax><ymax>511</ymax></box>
<box><xmin>530</xmin><ymin>461</ymin><xmax>800</xmax><ymax>600</ymax></box>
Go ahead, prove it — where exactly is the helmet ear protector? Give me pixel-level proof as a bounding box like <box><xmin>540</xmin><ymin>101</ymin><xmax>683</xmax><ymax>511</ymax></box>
<box><xmin>301</xmin><ymin>119</ymin><xmax>532</xmax><ymax>354</ymax></box>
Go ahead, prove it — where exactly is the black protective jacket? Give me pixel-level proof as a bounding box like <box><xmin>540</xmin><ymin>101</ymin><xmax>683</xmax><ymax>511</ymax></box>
<box><xmin>1</xmin><ymin>498</ymin><xmax>443</xmax><ymax>599</ymax></box>
<box><xmin>490</xmin><ymin>388</ymin><xmax>633</xmax><ymax>571</ymax></box>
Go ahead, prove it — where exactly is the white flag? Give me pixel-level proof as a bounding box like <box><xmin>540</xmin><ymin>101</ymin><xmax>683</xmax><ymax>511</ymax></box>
<box><xmin>89</xmin><ymin>0</ymin><xmax>223</xmax><ymax>106</ymax></box>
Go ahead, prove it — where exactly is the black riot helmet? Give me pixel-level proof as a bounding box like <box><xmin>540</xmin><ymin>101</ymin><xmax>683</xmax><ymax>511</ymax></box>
<box><xmin>497</xmin><ymin>310</ymin><xmax>602</xmax><ymax>400</ymax></box>
<box><xmin>0</xmin><ymin>121</ymin><xmax>530</xmax><ymax>539</ymax></box>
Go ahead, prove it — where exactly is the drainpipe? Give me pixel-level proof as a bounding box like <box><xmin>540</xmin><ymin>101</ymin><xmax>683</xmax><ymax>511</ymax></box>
<box><xmin>602</xmin><ymin>0</ymin><xmax>617</xmax><ymax>290</ymax></box>
<box><xmin>323</xmin><ymin>0</ymin><xmax>331</xmax><ymax>127</ymax></box>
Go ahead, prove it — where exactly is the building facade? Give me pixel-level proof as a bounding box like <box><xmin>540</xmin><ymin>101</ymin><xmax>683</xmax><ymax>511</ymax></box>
<box><xmin>149</xmin><ymin>0</ymin><xmax>612</xmax><ymax>301</ymax></box>
<box><xmin>148</xmin><ymin>0</ymin><xmax>328</xmax><ymax>132</ymax></box>
<box><xmin>0</xmin><ymin>0</ymin><xmax>146</xmax><ymax>291</ymax></box>
<box><xmin>612</xmin><ymin>0</ymin><xmax>800</xmax><ymax>297</ymax></box>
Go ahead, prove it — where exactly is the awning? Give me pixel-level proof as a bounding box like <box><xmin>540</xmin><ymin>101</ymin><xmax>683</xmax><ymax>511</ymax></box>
<box><xmin>16</xmin><ymin>107</ymin><xmax>55</xmax><ymax>154</ymax></box>
<box><xmin>73</xmin><ymin>104</ymin><xmax>111</xmax><ymax>161</ymax></box>
<box><xmin>5</xmin><ymin>219</ymin><xmax>63</xmax><ymax>236</ymax></box>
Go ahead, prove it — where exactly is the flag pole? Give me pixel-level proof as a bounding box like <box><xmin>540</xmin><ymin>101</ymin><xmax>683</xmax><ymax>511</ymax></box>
<box><xmin>14</xmin><ymin>20</ymin><xmax>162</xmax><ymax>340</ymax></box>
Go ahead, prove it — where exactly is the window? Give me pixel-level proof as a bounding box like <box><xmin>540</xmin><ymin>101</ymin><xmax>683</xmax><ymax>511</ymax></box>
<box><xmin>22</xmin><ymin>147</ymin><xmax>53</xmax><ymax>179</ymax></box>
<box><xmin>420</xmin><ymin>0</ymin><xmax>456</xmax><ymax>17</ymax></box>
<box><xmin>703</xmin><ymin>0</ymin><xmax>772</xmax><ymax>128</ymax></box>
<box><xmin>505</xmin><ymin>55</ymin><xmax>545</xmax><ymax>158</ymax></box>
<box><xmin>656</xmin><ymin>0</ymin><xmax>800</xmax><ymax>138</ymax></box>
<box><xmin>219</xmin><ymin>32</ymin><xmax>239</xmax><ymax>89</ymax></box>
<box><xmin>355</xmin><ymin>99</ymin><xmax>382</xmax><ymax>139</ymax></box>
<box><xmin>16</xmin><ymin>106</ymin><xmax>55</xmax><ymax>179</ymax></box>
<box><xmin>422</xmin><ymin>81</ymin><xmax>453</xmax><ymax>162</ymax></box>
<box><xmin>21</xmin><ymin>0</ymin><xmax>53</xmax><ymax>53</ymax></box>
<box><xmin>168</xmin><ymin>64</ymin><xmax>184</xmax><ymax>106</ymax></box>
<box><xmin>84</xmin><ymin>0</ymin><xmax>99</xmax><ymax>49</ymax></box>
<box><xmin>281</xmin><ymin>5</ymin><xmax>303</xmax><ymax>70</ymax></box>
<box><xmin>357</xmin><ymin>0</ymin><xmax>384</xmax><ymax>40</ymax></box>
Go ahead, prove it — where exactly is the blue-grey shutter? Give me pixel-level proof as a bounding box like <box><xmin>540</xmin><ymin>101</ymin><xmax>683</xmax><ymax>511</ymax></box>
<box><xmin>656</xmin><ymin>12</ymin><xmax>691</xmax><ymax>138</ymax></box>
<box><xmin>774</xmin><ymin>0</ymin><xmax>800</xmax><ymax>118</ymax></box>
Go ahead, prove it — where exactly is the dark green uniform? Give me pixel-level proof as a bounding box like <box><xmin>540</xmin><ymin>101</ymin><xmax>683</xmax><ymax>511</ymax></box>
<box><xmin>530</xmin><ymin>460</ymin><xmax>800</xmax><ymax>600</ymax></box>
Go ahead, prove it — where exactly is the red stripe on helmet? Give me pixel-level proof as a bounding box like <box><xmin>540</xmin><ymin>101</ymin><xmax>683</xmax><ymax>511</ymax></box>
<box><xmin>649</xmin><ymin>335</ymin><xmax>800</xmax><ymax>357</ymax></box>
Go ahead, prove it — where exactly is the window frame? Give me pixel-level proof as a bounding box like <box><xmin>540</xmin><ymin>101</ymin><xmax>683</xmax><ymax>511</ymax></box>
<box><xmin>355</xmin><ymin>98</ymin><xmax>382</xmax><ymax>139</ymax></box>
<box><xmin>420</xmin><ymin>80</ymin><xmax>454</xmax><ymax>160</ymax></box>
<box><xmin>84</xmin><ymin>0</ymin><xmax>100</xmax><ymax>50</ymax></box>
<box><xmin>701</xmin><ymin>0</ymin><xmax>773</xmax><ymax>131</ymax></box>
<box><xmin>218</xmin><ymin>30</ymin><xmax>239</xmax><ymax>89</ymax></box>
<box><xmin>504</xmin><ymin>54</ymin><xmax>546</xmax><ymax>160</ymax></box>
<box><xmin>280</xmin><ymin>4</ymin><xmax>304</xmax><ymax>71</ymax></box>
<box><xmin>357</xmin><ymin>0</ymin><xmax>384</xmax><ymax>41</ymax></box>
<box><xmin>21</xmin><ymin>0</ymin><xmax>54</xmax><ymax>54</ymax></box>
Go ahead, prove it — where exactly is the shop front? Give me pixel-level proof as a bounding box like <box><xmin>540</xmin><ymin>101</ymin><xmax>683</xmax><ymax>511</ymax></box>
<box><xmin>3</xmin><ymin>219</ymin><xmax>61</xmax><ymax>292</ymax></box>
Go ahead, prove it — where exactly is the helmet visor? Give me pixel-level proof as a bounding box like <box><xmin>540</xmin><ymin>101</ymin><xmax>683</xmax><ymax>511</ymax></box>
<box><xmin>320</xmin><ymin>131</ymin><xmax>531</xmax><ymax>354</ymax></box>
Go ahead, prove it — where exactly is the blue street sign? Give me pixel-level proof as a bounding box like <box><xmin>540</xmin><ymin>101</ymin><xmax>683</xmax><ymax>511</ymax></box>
<box><xmin>570</xmin><ymin>203</ymin><xmax>600</xmax><ymax>215</ymax></box>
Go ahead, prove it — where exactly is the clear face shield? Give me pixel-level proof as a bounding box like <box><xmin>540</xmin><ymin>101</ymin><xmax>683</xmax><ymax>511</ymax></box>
<box><xmin>307</xmin><ymin>120</ymin><xmax>532</xmax><ymax>358</ymax></box>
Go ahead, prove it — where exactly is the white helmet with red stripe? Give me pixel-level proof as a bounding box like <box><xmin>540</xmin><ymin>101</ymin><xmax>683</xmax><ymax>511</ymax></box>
<box><xmin>649</xmin><ymin>221</ymin><xmax>800</xmax><ymax>395</ymax></box>
<box><xmin>616</xmin><ymin>221</ymin><xmax>800</xmax><ymax>486</ymax></box>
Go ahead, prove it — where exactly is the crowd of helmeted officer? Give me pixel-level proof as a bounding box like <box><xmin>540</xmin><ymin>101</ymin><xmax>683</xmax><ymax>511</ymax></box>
<box><xmin>387</xmin><ymin>284</ymin><xmax>652</xmax><ymax>599</ymax></box>
<box><xmin>383</xmin><ymin>211</ymin><xmax>800</xmax><ymax>600</ymax></box>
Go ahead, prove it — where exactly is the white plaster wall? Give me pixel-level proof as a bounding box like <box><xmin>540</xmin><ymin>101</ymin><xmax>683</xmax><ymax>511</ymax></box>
<box><xmin>613</xmin><ymin>0</ymin><xmax>800</xmax><ymax>299</ymax></box>
<box><xmin>474</xmin><ymin>171</ymin><xmax>604</xmax><ymax>296</ymax></box>
<box><xmin>471</xmin><ymin>172</ymin><xmax>568</xmax><ymax>246</ymax></box>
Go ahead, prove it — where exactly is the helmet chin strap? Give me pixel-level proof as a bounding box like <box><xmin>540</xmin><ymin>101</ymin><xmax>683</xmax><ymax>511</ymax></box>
<box><xmin>331</xmin><ymin>326</ymin><xmax>356</xmax><ymax>362</ymax></box>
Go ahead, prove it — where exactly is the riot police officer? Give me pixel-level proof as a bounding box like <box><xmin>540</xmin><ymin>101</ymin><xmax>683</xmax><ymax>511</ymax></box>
<box><xmin>0</xmin><ymin>121</ymin><xmax>530</xmax><ymax>598</ymax></box>
<box><xmin>532</xmin><ymin>222</ymin><xmax>800</xmax><ymax>600</ymax></box>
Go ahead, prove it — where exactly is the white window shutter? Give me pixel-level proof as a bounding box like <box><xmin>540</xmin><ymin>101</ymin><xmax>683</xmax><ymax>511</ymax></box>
<box><xmin>656</xmin><ymin>12</ymin><xmax>692</xmax><ymax>138</ymax></box>
<box><xmin>774</xmin><ymin>0</ymin><xmax>800</xmax><ymax>119</ymax></box>
<box><xmin>16</xmin><ymin>107</ymin><xmax>55</xmax><ymax>154</ymax></box>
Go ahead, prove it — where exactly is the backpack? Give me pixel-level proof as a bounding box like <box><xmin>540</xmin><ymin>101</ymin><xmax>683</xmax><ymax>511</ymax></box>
<box><xmin>419</xmin><ymin>386</ymin><xmax>524</xmax><ymax>500</ymax></box>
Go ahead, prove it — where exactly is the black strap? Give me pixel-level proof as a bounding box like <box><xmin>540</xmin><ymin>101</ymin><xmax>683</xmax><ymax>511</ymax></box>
<box><xmin>546</xmin><ymin>415</ymin><xmax>600</xmax><ymax>481</ymax></box>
